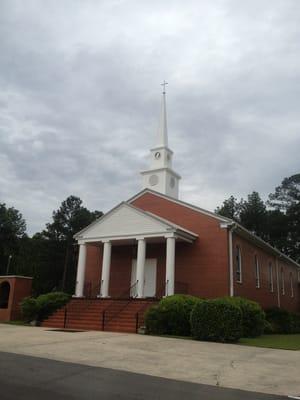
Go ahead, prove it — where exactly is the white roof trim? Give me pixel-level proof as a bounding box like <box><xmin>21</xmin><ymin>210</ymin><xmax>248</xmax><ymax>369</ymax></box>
<box><xmin>74</xmin><ymin>201</ymin><xmax>197</xmax><ymax>241</ymax></box>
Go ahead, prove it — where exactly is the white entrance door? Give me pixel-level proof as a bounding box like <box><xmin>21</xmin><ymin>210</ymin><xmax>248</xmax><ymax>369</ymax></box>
<box><xmin>131</xmin><ymin>258</ymin><xmax>157</xmax><ymax>297</ymax></box>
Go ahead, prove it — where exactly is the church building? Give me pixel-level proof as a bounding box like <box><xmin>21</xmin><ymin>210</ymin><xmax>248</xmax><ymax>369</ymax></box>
<box><xmin>43</xmin><ymin>87</ymin><xmax>300</xmax><ymax>332</ymax></box>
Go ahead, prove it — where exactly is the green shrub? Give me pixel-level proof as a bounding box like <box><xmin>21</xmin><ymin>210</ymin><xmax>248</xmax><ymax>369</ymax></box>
<box><xmin>265</xmin><ymin>307</ymin><xmax>293</xmax><ymax>334</ymax></box>
<box><xmin>36</xmin><ymin>292</ymin><xmax>71</xmax><ymax>321</ymax></box>
<box><xmin>290</xmin><ymin>313</ymin><xmax>300</xmax><ymax>334</ymax></box>
<box><xmin>263</xmin><ymin>320</ymin><xmax>275</xmax><ymax>334</ymax></box>
<box><xmin>190</xmin><ymin>299</ymin><xmax>242</xmax><ymax>342</ymax></box>
<box><xmin>223</xmin><ymin>297</ymin><xmax>266</xmax><ymax>337</ymax></box>
<box><xmin>144</xmin><ymin>305</ymin><xmax>166</xmax><ymax>335</ymax></box>
<box><xmin>145</xmin><ymin>294</ymin><xmax>201</xmax><ymax>336</ymax></box>
<box><xmin>20</xmin><ymin>292</ymin><xmax>70</xmax><ymax>322</ymax></box>
<box><xmin>20</xmin><ymin>297</ymin><xmax>39</xmax><ymax>321</ymax></box>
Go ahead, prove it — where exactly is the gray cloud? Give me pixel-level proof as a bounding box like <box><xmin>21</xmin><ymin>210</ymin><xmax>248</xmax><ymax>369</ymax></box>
<box><xmin>0</xmin><ymin>0</ymin><xmax>300</xmax><ymax>234</ymax></box>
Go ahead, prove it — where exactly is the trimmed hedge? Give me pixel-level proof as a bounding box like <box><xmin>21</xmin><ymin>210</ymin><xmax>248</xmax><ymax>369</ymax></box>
<box><xmin>145</xmin><ymin>294</ymin><xmax>201</xmax><ymax>336</ymax></box>
<box><xmin>21</xmin><ymin>292</ymin><xmax>71</xmax><ymax>322</ymax></box>
<box><xmin>223</xmin><ymin>297</ymin><xmax>266</xmax><ymax>337</ymax></box>
<box><xmin>190</xmin><ymin>299</ymin><xmax>242</xmax><ymax>342</ymax></box>
<box><xmin>265</xmin><ymin>307</ymin><xmax>300</xmax><ymax>334</ymax></box>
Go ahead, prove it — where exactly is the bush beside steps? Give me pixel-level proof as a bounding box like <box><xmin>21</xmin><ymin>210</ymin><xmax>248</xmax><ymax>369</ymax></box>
<box><xmin>145</xmin><ymin>294</ymin><xmax>201</xmax><ymax>336</ymax></box>
<box><xmin>145</xmin><ymin>295</ymin><xmax>273</xmax><ymax>343</ymax></box>
<box><xmin>21</xmin><ymin>292</ymin><xmax>71</xmax><ymax>323</ymax></box>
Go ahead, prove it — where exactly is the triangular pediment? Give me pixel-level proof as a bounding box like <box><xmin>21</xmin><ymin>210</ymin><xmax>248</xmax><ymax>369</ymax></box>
<box><xmin>75</xmin><ymin>202</ymin><xmax>175</xmax><ymax>240</ymax></box>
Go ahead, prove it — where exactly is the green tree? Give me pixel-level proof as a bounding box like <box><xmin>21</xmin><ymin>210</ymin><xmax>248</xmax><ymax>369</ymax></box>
<box><xmin>265</xmin><ymin>209</ymin><xmax>289</xmax><ymax>253</ymax></box>
<box><xmin>41</xmin><ymin>196</ymin><xmax>102</xmax><ymax>292</ymax></box>
<box><xmin>0</xmin><ymin>203</ymin><xmax>26</xmax><ymax>274</ymax></box>
<box><xmin>239</xmin><ymin>192</ymin><xmax>268</xmax><ymax>238</ymax></box>
<box><xmin>268</xmin><ymin>174</ymin><xmax>300</xmax><ymax>262</ymax></box>
<box><xmin>215</xmin><ymin>196</ymin><xmax>240</xmax><ymax>221</ymax></box>
<box><xmin>269</xmin><ymin>174</ymin><xmax>300</xmax><ymax>210</ymax></box>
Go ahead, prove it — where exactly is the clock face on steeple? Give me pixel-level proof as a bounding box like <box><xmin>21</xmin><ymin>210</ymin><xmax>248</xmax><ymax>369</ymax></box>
<box><xmin>155</xmin><ymin>151</ymin><xmax>161</xmax><ymax>159</ymax></box>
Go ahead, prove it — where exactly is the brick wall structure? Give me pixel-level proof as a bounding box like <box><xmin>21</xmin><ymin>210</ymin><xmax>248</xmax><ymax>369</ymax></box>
<box><xmin>0</xmin><ymin>276</ymin><xmax>33</xmax><ymax>321</ymax></box>
<box><xmin>83</xmin><ymin>191</ymin><xmax>300</xmax><ymax>312</ymax></box>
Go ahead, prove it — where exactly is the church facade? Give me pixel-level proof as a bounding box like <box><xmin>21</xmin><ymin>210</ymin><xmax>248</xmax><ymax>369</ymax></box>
<box><xmin>72</xmin><ymin>89</ymin><xmax>300</xmax><ymax>314</ymax></box>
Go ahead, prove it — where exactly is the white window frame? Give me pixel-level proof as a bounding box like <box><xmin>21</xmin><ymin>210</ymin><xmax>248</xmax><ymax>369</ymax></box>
<box><xmin>290</xmin><ymin>272</ymin><xmax>294</xmax><ymax>298</ymax></box>
<box><xmin>281</xmin><ymin>268</ymin><xmax>285</xmax><ymax>295</ymax></box>
<box><xmin>236</xmin><ymin>245</ymin><xmax>242</xmax><ymax>283</ymax></box>
<box><xmin>268</xmin><ymin>263</ymin><xmax>274</xmax><ymax>292</ymax></box>
<box><xmin>254</xmin><ymin>255</ymin><xmax>260</xmax><ymax>289</ymax></box>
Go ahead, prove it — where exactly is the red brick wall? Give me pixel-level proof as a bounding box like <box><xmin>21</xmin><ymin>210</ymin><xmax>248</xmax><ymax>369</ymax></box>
<box><xmin>83</xmin><ymin>192</ymin><xmax>230</xmax><ymax>299</ymax></box>
<box><xmin>131</xmin><ymin>192</ymin><xmax>230</xmax><ymax>298</ymax></box>
<box><xmin>82</xmin><ymin>191</ymin><xmax>299</xmax><ymax>312</ymax></box>
<box><xmin>84</xmin><ymin>243</ymin><xmax>167</xmax><ymax>297</ymax></box>
<box><xmin>232</xmin><ymin>234</ymin><xmax>300</xmax><ymax>312</ymax></box>
<box><xmin>0</xmin><ymin>276</ymin><xmax>32</xmax><ymax>321</ymax></box>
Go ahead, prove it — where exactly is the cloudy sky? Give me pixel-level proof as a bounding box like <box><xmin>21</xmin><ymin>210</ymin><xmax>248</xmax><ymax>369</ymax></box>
<box><xmin>1</xmin><ymin>1</ymin><xmax>300</xmax><ymax>235</ymax></box>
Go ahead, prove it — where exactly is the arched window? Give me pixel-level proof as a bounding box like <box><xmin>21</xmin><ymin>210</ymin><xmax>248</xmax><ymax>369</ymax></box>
<box><xmin>0</xmin><ymin>281</ymin><xmax>10</xmax><ymax>309</ymax></box>
<box><xmin>254</xmin><ymin>255</ymin><xmax>260</xmax><ymax>288</ymax></box>
<box><xmin>268</xmin><ymin>263</ymin><xmax>274</xmax><ymax>292</ymax></box>
<box><xmin>236</xmin><ymin>246</ymin><xmax>242</xmax><ymax>283</ymax></box>
<box><xmin>290</xmin><ymin>272</ymin><xmax>294</xmax><ymax>298</ymax></box>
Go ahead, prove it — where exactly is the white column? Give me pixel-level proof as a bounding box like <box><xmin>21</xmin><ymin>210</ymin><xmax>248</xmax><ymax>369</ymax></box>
<box><xmin>74</xmin><ymin>244</ymin><xmax>87</xmax><ymax>297</ymax></box>
<box><xmin>136</xmin><ymin>238</ymin><xmax>146</xmax><ymax>298</ymax></box>
<box><xmin>100</xmin><ymin>241</ymin><xmax>112</xmax><ymax>298</ymax></box>
<box><xmin>166</xmin><ymin>236</ymin><xmax>176</xmax><ymax>296</ymax></box>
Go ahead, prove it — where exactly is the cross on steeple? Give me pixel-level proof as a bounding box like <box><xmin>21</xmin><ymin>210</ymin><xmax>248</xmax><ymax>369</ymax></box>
<box><xmin>161</xmin><ymin>80</ymin><xmax>168</xmax><ymax>94</ymax></box>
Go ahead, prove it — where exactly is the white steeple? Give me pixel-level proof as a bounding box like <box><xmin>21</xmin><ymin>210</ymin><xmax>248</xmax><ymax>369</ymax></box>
<box><xmin>141</xmin><ymin>82</ymin><xmax>181</xmax><ymax>198</ymax></box>
<box><xmin>156</xmin><ymin>81</ymin><xmax>168</xmax><ymax>147</ymax></box>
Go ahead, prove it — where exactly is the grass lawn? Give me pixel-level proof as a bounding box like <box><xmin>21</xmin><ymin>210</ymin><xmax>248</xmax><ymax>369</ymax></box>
<box><xmin>0</xmin><ymin>320</ymin><xmax>31</xmax><ymax>326</ymax></box>
<box><xmin>239</xmin><ymin>334</ymin><xmax>300</xmax><ymax>350</ymax></box>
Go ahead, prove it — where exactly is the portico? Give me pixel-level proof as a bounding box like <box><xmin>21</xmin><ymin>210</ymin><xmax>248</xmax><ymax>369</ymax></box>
<box><xmin>74</xmin><ymin>202</ymin><xmax>197</xmax><ymax>299</ymax></box>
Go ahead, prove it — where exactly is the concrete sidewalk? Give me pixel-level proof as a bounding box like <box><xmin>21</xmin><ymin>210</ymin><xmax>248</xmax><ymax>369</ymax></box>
<box><xmin>0</xmin><ymin>324</ymin><xmax>299</xmax><ymax>397</ymax></box>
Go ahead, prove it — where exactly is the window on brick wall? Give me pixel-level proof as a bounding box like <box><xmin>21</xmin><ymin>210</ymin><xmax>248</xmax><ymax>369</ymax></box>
<box><xmin>281</xmin><ymin>268</ymin><xmax>285</xmax><ymax>295</ymax></box>
<box><xmin>254</xmin><ymin>255</ymin><xmax>260</xmax><ymax>288</ymax></box>
<box><xmin>236</xmin><ymin>245</ymin><xmax>242</xmax><ymax>283</ymax></box>
<box><xmin>290</xmin><ymin>272</ymin><xmax>294</xmax><ymax>298</ymax></box>
<box><xmin>268</xmin><ymin>263</ymin><xmax>274</xmax><ymax>292</ymax></box>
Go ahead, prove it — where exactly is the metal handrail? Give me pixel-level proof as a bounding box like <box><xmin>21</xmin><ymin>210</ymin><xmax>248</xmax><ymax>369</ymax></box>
<box><xmin>64</xmin><ymin>280</ymin><xmax>102</xmax><ymax>328</ymax></box>
<box><xmin>134</xmin><ymin>280</ymin><xmax>167</xmax><ymax>332</ymax></box>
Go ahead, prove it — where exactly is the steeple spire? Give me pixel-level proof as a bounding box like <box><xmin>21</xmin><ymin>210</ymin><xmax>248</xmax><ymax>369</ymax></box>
<box><xmin>156</xmin><ymin>81</ymin><xmax>168</xmax><ymax>147</ymax></box>
<box><xmin>140</xmin><ymin>82</ymin><xmax>181</xmax><ymax>199</ymax></box>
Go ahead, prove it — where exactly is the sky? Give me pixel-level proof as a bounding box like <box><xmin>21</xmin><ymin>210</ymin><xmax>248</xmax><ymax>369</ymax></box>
<box><xmin>1</xmin><ymin>0</ymin><xmax>300</xmax><ymax>235</ymax></box>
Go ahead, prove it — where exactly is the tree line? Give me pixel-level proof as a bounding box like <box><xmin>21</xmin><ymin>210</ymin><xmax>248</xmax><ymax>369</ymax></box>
<box><xmin>0</xmin><ymin>173</ymin><xmax>299</xmax><ymax>295</ymax></box>
<box><xmin>215</xmin><ymin>173</ymin><xmax>300</xmax><ymax>262</ymax></box>
<box><xmin>0</xmin><ymin>196</ymin><xmax>102</xmax><ymax>295</ymax></box>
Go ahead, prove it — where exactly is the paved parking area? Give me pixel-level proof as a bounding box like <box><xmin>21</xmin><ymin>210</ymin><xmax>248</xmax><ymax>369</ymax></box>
<box><xmin>0</xmin><ymin>352</ymin><xmax>285</xmax><ymax>400</ymax></box>
<box><xmin>0</xmin><ymin>324</ymin><xmax>299</xmax><ymax>397</ymax></box>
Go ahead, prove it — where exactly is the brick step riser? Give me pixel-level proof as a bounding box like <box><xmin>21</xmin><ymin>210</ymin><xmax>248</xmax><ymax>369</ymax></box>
<box><xmin>41</xmin><ymin>299</ymin><xmax>157</xmax><ymax>333</ymax></box>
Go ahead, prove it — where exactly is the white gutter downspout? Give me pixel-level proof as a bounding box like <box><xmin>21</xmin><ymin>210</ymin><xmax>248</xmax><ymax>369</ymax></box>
<box><xmin>221</xmin><ymin>222</ymin><xmax>235</xmax><ymax>297</ymax></box>
<box><xmin>228</xmin><ymin>225</ymin><xmax>235</xmax><ymax>297</ymax></box>
<box><xmin>275</xmin><ymin>257</ymin><xmax>281</xmax><ymax>308</ymax></box>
